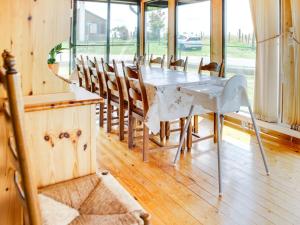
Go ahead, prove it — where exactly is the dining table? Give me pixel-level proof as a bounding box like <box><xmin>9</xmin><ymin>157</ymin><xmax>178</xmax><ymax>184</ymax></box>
<box><xmin>105</xmin><ymin>65</ymin><xmax>228</xmax><ymax>134</ymax></box>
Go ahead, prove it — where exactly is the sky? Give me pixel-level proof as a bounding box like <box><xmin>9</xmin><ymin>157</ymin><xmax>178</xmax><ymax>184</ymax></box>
<box><xmin>177</xmin><ymin>0</ymin><xmax>253</xmax><ymax>36</ymax></box>
<box><xmin>81</xmin><ymin>2</ymin><xmax>138</xmax><ymax>32</ymax></box>
<box><xmin>79</xmin><ymin>0</ymin><xmax>254</xmax><ymax>36</ymax></box>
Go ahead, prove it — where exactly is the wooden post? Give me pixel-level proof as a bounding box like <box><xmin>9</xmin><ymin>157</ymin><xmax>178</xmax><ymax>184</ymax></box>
<box><xmin>211</xmin><ymin>0</ymin><xmax>223</xmax><ymax>63</ymax></box>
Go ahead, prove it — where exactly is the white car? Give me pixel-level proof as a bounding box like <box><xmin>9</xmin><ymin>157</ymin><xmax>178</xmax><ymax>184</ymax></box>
<box><xmin>178</xmin><ymin>36</ymin><xmax>203</xmax><ymax>50</ymax></box>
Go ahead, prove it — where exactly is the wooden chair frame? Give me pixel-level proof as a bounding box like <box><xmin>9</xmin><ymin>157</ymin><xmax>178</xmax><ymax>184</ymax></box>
<box><xmin>75</xmin><ymin>57</ymin><xmax>84</xmax><ymax>88</ymax></box>
<box><xmin>80</xmin><ymin>55</ymin><xmax>92</xmax><ymax>91</ymax></box>
<box><xmin>149</xmin><ymin>54</ymin><xmax>165</xmax><ymax>68</ymax></box>
<box><xmin>133</xmin><ymin>53</ymin><xmax>146</xmax><ymax>66</ymax></box>
<box><xmin>1</xmin><ymin>51</ymin><xmax>151</xmax><ymax>225</ymax></box>
<box><xmin>198</xmin><ymin>57</ymin><xmax>225</xmax><ymax>78</ymax></box>
<box><xmin>122</xmin><ymin>62</ymin><xmax>150</xmax><ymax>161</ymax></box>
<box><xmin>168</xmin><ymin>55</ymin><xmax>188</xmax><ymax>72</ymax></box>
<box><xmin>102</xmin><ymin>58</ymin><xmax>127</xmax><ymax>141</ymax></box>
<box><xmin>1</xmin><ymin>51</ymin><xmax>42</xmax><ymax>225</ymax></box>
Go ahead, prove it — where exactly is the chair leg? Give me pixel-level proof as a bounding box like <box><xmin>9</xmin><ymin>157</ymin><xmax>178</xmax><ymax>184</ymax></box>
<box><xmin>99</xmin><ymin>102</ymin><xmax>105</xmax><ymax>128</ymax></box>
<box><xmin>248</xmin><ymin>106</ymin><xmax>270</xmax><ymax>175</ymax></box>
<box><xmin>107</xmin><ymin>103</ymin><xmax>112</xmax><ymax>133</ymax></box>
<box><xmin>128</xmin><ymin>114</ymin><xmax>135</xmax><ymax>149</ymax></box>
<box><xmin>143</xmin><ymin>123</ymin><xmax>149</xmax><ymax>162</ymax></box>
<box><xmin>187</xmin><ymin>121</ymin><xmax>192</xmax><ymax>152</ymax></box>
<box><xmin>119</xmin><ymin>105</ymin><xmax>125</xmax><ymax>141</ymax></box>
<box><xmin>174</xmin><ymin>105</ymin><xmax>194</xmax><ymax>164</ymax></box>
<box><xmin>180</xmin><ymin>118</ymin><xmax>186</xmax><ymax>152</ymax></box>
<box><xmin>216</xmin><ymin>112</ymin><xmax>222</xmax><ymax>197</ymax></box>
<box><xmin>193</xmin><ymin>115</ymin><xmax>199</xmax><ymax>133</ymax></box>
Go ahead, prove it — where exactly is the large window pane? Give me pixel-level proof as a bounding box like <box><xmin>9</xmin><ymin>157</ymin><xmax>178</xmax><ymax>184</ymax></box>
<box><xmin>145</xmin><ymin>0</ymin><xmax>168</xmax><ymax>60</ymax></box>
<box><xmin>110</xmin><ymin>4</ymin><xmax>138</xmax><ymax>63</ymax></box>
<box><xmin>225</xmin><ymin>0</ymin><xmax>255</xmax><ymax>104</ymax></box>
<box><xmin>76</xmin><ymin>1</ymin><xmax>107</xmax><ymax>58</ymax></box>
<box><xmin>176</xmin><ymin>0</ymin><xmax>211</xmax><ymax>72</ymax></box>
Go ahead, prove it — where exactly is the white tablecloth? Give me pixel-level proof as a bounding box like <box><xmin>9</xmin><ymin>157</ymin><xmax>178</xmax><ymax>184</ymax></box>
<box><xmin>105</xmin><ymin>66</ymin><xmax>227</xmax><ymax>134</ymax></box>
<box><xmin>139</xmin><ymin>67</ymin><xmax>227</xmax><ymax>133</ymax></box>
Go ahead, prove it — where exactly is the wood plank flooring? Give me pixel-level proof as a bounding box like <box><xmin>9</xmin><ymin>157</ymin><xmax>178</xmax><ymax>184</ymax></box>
<box><xmin>97</xmin><ymin>118</ymin><xmax>300</xmax><ymax>225</ymax></box>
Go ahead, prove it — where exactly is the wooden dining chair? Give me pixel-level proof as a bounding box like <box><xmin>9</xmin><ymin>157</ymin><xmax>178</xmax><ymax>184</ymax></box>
<box><xmin>80</xmin><ymin>55</ymin><xmax>92</xmax><ymax>91</ymax></box>
<box><xmin>149</xmin><ymin>54</ymin><xmax>165</xmax><ymax>68</ymax></box>
<box><xmin>133</xmin><ymin>53</ymin><xmax>146</xmax><ymax>66</ymax></box>
<box><xmin>85</xmin><ymin>57</ymin><xmax>107</xmax><ymax>128</ymax></box>
<box><xmin>0</xmin><ymin>50</ymin><xmax>150</xmax><ymax>225</ymax></box>
<box><xmin>75</xmin><ymin>57</ymin><xmax>84</xmax><ymax>88</ymax></box>
<box><xmin>165</xmin><ymin>55</ymin><xmax>191</xmax><ymax>150</ymax></box>
<box><xmin>86</xmin><ymin>57</ymin><xmax>98</xmax><ymax>93</ymax></box>
<box><xmin>102</xmin><ymin>58</ymin><xmax>127</xmax><ymax>141</ymax></box>
<box><xmin>198</xmin><ymin>57</ymin><xmax>225</xmax><ymax>78</ymax></box>
<box><xmin>195</xmin><ymin>58</ymin><xmax>225</xmax><ymax>136</ymax></box>
<box><xmin>122</xmin><ymin>62</ymin><xmax>150</xmax><ymax>161</ymax></box>
<box><xmin>168</xmin><ymin>55</ymin><xmax>188</xmax><ymax>72</ymax></box>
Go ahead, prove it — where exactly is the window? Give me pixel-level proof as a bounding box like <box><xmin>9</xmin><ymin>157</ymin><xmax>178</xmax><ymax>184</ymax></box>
<box><xmin>176</xmin><ymin>0</ymin><xmax>211</xmax><ymax>72</ymax></box>
<box><xmin>224</xmin><ymin>0</ymin><xmax>255</xmax><ymax>104</ymax></box>
<box><xmin>73</xmin><ymin>0</ymin><xmax>139</xmax><ymax>63</ymax></box>
<box><xmin>110</xmin><ymin>3</ymin><xmax>138</xmax><ymax>63</ymax></box>
<box><xmin>75</xmin><ymin>1</ymin><xmax>107</xmax><ymax>59</ymax></box>
<box><xmin>144</xmin><ymin>0</ymin><xmax>168</xmax><ymax>60</ymax></box>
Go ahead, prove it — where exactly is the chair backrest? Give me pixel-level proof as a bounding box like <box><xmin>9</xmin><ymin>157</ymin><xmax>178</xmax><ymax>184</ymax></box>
<box><xmin>133</xmin><ymin>53</ymin><xmax>146</xmax><ymax>66</ymax></box>
<box><xmin>112</xmin><ymin>60</ymin><xmax>126</xmax><ymax>103</ymax></box>
<box><xmin>86</xmin><ymin>58</ymin><xmax>99</xmax><ymax>93</ymax></box>
<box><xmin>75</xmin><ymin>57</ymin><xmax>84</xmax><ymax>87</ymax></box>
<box><xmin>220</xmin><ymin>75</ymin><xmax>248</xmax><ymax>113</ymax></box>
<box><xmin>94</xmin><ymin>57</ymin><xmax>107</xmax><ymax>98</ymax></box>
<box><xmin>168</xmin><ymin>55</ymin><xmax>188</xmax><ymax>72</ymax></box>
<box><xmin>122</xmin><ymin>62</ymin><xmax>148</xmax><ymax>115</ymax></box>
<box><xmin>101</xmin><ymin>58</ymin><xmax>120</xmax><ymax>100</ymax></box>
<box><xmin>198</xmin><ymin>58</ymin><xmax>225</xmax><ymax>77</ymax></box>
<box><xmin>80</xmin><ymin>55</ymin><xmax>92</xmax><ymax>91</ymax></box>
<box><xmin>0</xmin><ymin>51</ymin><xmax>42</xmax><ymax>225</ymax></box>
<box><xmin>149</xmin><ymin>54</ymin><xmax>165</xmax><ymax>68</ymax></box>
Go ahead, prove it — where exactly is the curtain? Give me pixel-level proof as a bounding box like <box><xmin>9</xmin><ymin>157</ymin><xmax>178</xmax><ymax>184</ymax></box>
<box><xmin>289</xmin><ymin>0</ymin><xmax>300</xmax><ymax>130</ymax></box>
<box><xmin>249</xmin><ymin>0</ymin><xmax>280</xmax><ymax>122</ymax></box>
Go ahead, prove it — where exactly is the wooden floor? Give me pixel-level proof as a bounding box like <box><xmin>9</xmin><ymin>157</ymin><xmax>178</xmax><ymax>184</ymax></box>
<box><xmin>97</xmin><ymin>118</ymin><xmax>300</xmax><ymax>225</ymax></box>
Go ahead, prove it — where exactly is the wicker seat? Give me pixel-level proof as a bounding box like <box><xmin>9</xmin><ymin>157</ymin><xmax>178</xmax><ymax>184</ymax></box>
<box><xmin>39</xmin><ymin>173</ymin><xmax>149</xmax><ymax>225</ymax></box>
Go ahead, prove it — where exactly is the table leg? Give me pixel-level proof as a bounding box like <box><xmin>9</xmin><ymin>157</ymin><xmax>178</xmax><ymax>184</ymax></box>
<box><xmin>165</xmin><ymin>121</ymin><xmax>170</xmax><ymax>140</ymax></box>
<box><xmin>213</xmin><ymin>113</ymin><xmax>217</xmax><ymax>143</ymax></box>
<box><xmin>193</xmin><ymin>115</ymin><xmax>199</xmax><ymax>133</ymax></box>
<box><xmin>160</xmin><ymin>122</ymin><xmax>166</xmax><ymax>142</ymax></box>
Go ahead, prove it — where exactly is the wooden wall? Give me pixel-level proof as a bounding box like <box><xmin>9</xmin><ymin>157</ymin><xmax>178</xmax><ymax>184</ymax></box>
<box><xmin>25</xmin><ymin>105</ymin><xmax>96</xmax><ymax>188</ymax></box>
<box><xmin>0</xmin><ymin>0</ymin><xmax>72</xmax><ymax>96</ymax></box>
<box><xmin>0</xmin><ymin>1</ymin><xmax>99</xmax><ymax>225</ymax></box>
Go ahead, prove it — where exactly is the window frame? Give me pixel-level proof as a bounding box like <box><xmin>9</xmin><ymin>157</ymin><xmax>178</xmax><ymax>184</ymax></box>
<box><xmin>72</xmin><ymin>0</ymin><xmax>141</xmax><ymax>63</ymax></box>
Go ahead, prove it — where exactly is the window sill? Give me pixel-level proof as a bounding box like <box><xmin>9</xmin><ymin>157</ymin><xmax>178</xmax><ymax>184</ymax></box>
<box><xmin>227</xmin><ymin>112</ymin><xmax>300</xmax><ymax>139</ymax></box>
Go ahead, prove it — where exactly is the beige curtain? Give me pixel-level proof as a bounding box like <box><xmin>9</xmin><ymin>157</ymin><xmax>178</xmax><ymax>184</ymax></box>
<box><xmin>249</xmin><ymin>0</ymin><xmax>280</xmax><ymax>122</ymax></box>
<box><xmin>288</xmin><ymin>0</ymin><xmax>300</xmax><ymax>130</ymax></box>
